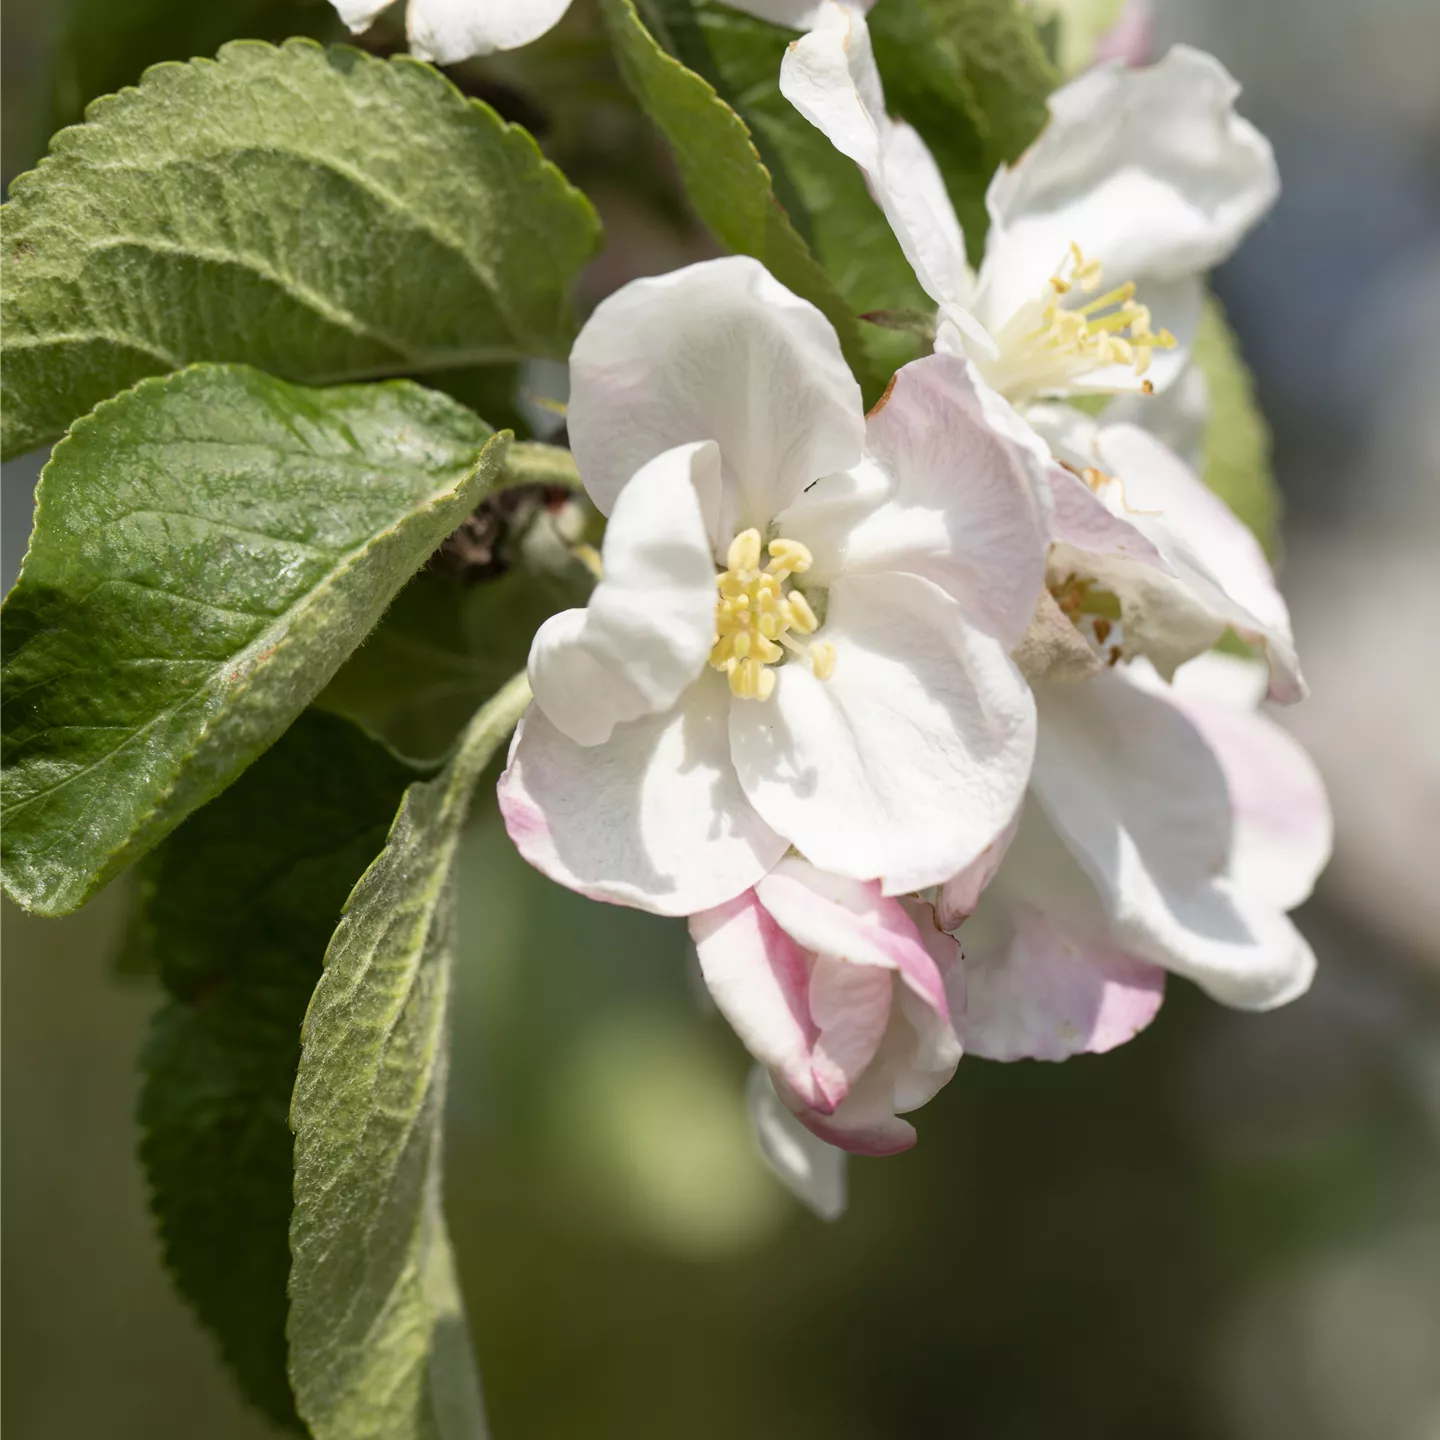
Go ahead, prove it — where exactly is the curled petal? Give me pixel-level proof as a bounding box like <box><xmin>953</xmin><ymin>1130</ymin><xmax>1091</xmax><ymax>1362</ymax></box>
<box><xmin>528</xmin><ymin>442</ymin><xmax>719</xmax><ymax>746</ymax></box>
<box><xmin>1093</xmin><ymin>424</ymin><xmax>1305</xmax><ymax>699</ymax></box>
<box><xmin>747</xmin><ymin>1068</ymin><xmax>847</xmax><ymax>1221</ymax></box>
<box><xmin>976</xmin><ymin>45</ymin><xmax>1278</xmax><ymax>335</ymax></box>
<box><xmin>1031</xmin><ymin>671</ymin><xmax>1315</xmax><ymax>1008</ymax></box>
<box><xmin>778</xmin><ymin>353</ymin><xmax>1050</xmax><ymax>647</ymax></box>
<box><xmin>406</xmin><ymin>0</ymin><xmax>572</xmax><ymax>60</ymax></box>
<box><xmin>779</xmin><ymin>2</ymin><xmax>974</xmax><ymax>316</ymax></box>
<box><xmin>960</xmin><ymin>903</ymin><xmax>1165</xmax><ymax>1062</ymax></box>
<box><xmin>499</xmin><ymin>671</ymin><xmax>787</xmax><ymax>916</ymax></box>
<box><xmin>1168</xmin><ymin>654</ymin><xmax>1332</xmax><ymax>910</ymax></box>
<box><xmin>568</xmin><ymin>256</ymin><xmax>864</xmax><ymax>544</ymax></box>
<box><xmin>729</xmin><ymin>572</ymin><xmax>1036</xmax><ymax>895</ymax></box>
<box><xmin>691</xmin><ymin>890</ymin><xmax>826</xmax><ymax>1109</ymax></box>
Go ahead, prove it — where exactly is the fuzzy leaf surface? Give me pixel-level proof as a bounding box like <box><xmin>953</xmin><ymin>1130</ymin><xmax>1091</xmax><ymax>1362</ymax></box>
<box><xmin>1</xmin><ymin>363</ymin><xmax>506</xmax><ymax>915</ymax></box>
<box><xmin>288</xmin><ymin>672</ymin><xmax>534</xmax><ymax>1440</ymax></box>
<box><xmin>1</xmin><ymin>39</ymin><xmax>600</xmax><ymax>457</ymax></box>
<box><xmin>138</xmin><ymin>709</ymin><xmax>420</xmax><ymax>1430</ymax></box>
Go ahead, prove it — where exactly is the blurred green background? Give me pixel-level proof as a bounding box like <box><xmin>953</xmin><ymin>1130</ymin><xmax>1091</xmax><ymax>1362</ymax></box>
<box><xmin>4</xmin><ymin>1</ymin><xmax>1440</xmax><ymax>1437</ymax></box>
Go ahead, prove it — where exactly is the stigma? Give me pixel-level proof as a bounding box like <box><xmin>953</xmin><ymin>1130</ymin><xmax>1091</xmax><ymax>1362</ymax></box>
<box><xmin>984</xmin><ymin>243</ymin><xmax>1178</xmax><ymax>401</ymax></box>
<box><xmin>710</xmin><ymin>529</ymin><xmax>836</xmax><ymax>700</ymax></box>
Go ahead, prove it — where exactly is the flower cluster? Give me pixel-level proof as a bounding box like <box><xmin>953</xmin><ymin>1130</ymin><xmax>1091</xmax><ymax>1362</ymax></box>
<box><xmin>495</xmin><ymin>2</ymin><xmax>1330</xmax><ymax>1216</ymax></box>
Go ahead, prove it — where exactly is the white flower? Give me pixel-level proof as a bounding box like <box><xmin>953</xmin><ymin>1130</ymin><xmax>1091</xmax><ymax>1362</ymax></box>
<box><xmin>779</xmin><ymin>2</ymin><xmax>1277</xmax><ymax>408</ymax></box>
<box><xmin>945</xmin><ymin>651</ymin><xmax>1332</xmax><ymax>1060</ymax></box>
<box><xmin>328</xmin><ymin>0</ymin><xmax>845</xmax><ymax>63</ymax></box>
<box><xmin>1030</xmin><ymin>407</ymin><xmax>1305</xmax><ymax>698</ymax></box>
<box><xmin>691</xmin><ymin>855</ymin><xmax>961</xmax><ymax>1158</ymax></box>
<box><xmin>499</xmin><ymin>256</ymin><xmax>1048</xmax><ymax>916</ymax></box>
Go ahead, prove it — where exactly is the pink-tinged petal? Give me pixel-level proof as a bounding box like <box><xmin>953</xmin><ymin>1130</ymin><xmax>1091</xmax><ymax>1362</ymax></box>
<box><xmin>498</xmin><ymin>670</ymin><xmax>787</xmax><ymax>916</ymax></box>
<box><xmin>1031</xmin><ymin>670</ymin><xmax>1315</xmax><ymax>1009</ymax></box>
<box><xmin>976</xmin><ymin>46</ymin><xmax>1278</xmax><ymax>336</ymax></box>
<box><xmin>796</xmin><ymin>1102</ymin><xmax>917</xmax><ymax>1157</ymax></box>
<box><xmin>778</xmin><ymin>353</ymin><xmax>1050</xmax><ymax>647</ymax></box>
<box><xmin>756</xmin><ymin>857</ymin><xmax>948</xmax><ymax>1016</ymax></box>
<box><xmin>937</xmin><ymin>807</ymin><xmax>1020</xmax><ymax>930</ymax></box>
<box><xmin>807</xmin><ymin>955</ymin><xmax>895</xmax><ymax>1110</ymax></box>
<box><xmin>528</xmin><ymin>442</ymin><xmax>718</xmax><ymax>746</ymax></box>
<box><xmin>1094</xmin><ymin>424</ymin><xmax>1305</xmax><ymax>700</ymax></box>
<box><xmin>1168</xmin><ymin>653</ymin><xmax>1332</xmax><ymax>910</ymax></box>
<box><xmin>779</xmin><ymin>3</ymin><xmax>972</xmax><ymax>314</ymax></box>
<box><xmin>690</xmin><ymin>891</ymin><xmax>825</xmax><ymax>1109</ymax></box>
<box><xmin>567</xmin><ymin>256</ymin><xmax>864</xmax><ymax>544</ymax></box>
<box><xmin>407</xmin><ymin>0</ymin><xmax>571</xmax><ymax>60</ymax></box>
<box><xmin>960</xmin><ymin>904</ymin><xmax>1165</xmax><ymax>1062</ymax></box>
<box><xmin>747</xmin><ymin>1068</ymin><xmax>847</xmax><ymax>1221</ymax></box>
<box><xmin>1093</xmin><ymin>0</ymin><xmax>1155</xmax><ymax>67</ymax></box>
<box><xmin>731</xmin><ymin>572</ymin><xmax>1036</xmax><ymax>895</ymax></box>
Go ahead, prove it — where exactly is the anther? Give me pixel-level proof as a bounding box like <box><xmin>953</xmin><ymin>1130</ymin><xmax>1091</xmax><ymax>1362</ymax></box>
<box><xmin>727</xmin><ymin>528</ymin><xmax>763</xmax><ymax>573</ymax></box>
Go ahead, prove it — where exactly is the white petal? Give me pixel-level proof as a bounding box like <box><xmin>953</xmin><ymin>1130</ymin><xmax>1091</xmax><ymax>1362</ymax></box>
<box><xmin>528</xmin><ymin>442</ymin><xmax>718</xmax><ymax>746</ymax></box>
<box><xmin>1100</xmin><ymin>361</ymin><xmax>1209</xmax><ymax>471</ymax></box>
<box><xmin>779</xmin><ymin>2</ymin><xmax>973</xmax><ymax>312</ymax></box>
<box><xmin>568</xmin><ymin>256</ymin><xmax>864</xmax><ymax>544</ymax></box>
<box><xmin>1094</xmin><ymin>423</ymin><xmax>1305</xmax><ymax>699</ymax></box>
<box><xmin>729</xmin><ymin>572</ymin><xmax>1036</xmax><ymax>895</ymax></box>
<box><xmin>777</xmin><ymin>353</ymin><xmax>1050</xmax><ymax>646</ymax></box>
<box><xmin>329</xmin><ymin>0</ymin><xmax>390</xmax><ymax>31</ymax></box>
<box><xmin>727</xmin><ymin>0</ymin><xmax>874</xmax><ymax>27</ymax></box>
<box><xmin>747</xmin><ymin>1068</ymin><xmax>847</xmax><ymax>1221</ymax></box>
<box><xmin>960</xmin><ymin>902</ymin><xmax>1166</xmax><ymax>1062</ymax></box>
<box><xmin>1031</xmin><ymin>672</ymin><xmax>1314</xmax><ymax>1008</ymax></box>
<box><xmin>408</xmin><ymin>0</ymin><xmax>572</xmax><ymax>61</ymax></box>
<box><xmin>498</xmin><ymin>670</ymin><xmax>788</xmax><ymax>916</ymax></box>
<box><xmin>975</xmin><ymin>45</ymin><xmax>1278</xmax><ymax>333</ymax></box>
<box><xmin>1168</xmin><ymin>654</ymin><xmax>1332</xmax><ymax>910</ymax></box>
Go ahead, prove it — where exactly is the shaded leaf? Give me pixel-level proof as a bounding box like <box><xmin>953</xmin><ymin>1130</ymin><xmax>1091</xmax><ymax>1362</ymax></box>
<box><xmin>44</xmin><ymin>0</ymin><xmax>345</xmax><ymax>136</ymax></box>
<box><xmin>289</xmin><ymin>672</ymin><xmax>535</xmax><ymax>1440</ymax></box>
<box><xmin>1</xmin><ymin>363</ymin><xmax>506</xmax><ymax>915</ymax></box>
<box><xmin>138</xmin><ymin>708</ymin><xmax>421</xmax><ymax>1430</ymax></box>
<box><xmin>317</xmin><ymin>560</ymin><xmax>590</xmax><ymax>764</ymax></box>
<box><xmin>601</xmin><ymin>0</ymin><xmax>884</xmax><ymax>396</ymax></box>
<box><xmin>1</xmin><ymin>39</ymin><xmax>600</xmax><ymax>457</ymax></box>
<box><xmin>1194</xmin><ymin>297</ymin><xmax>1280</xmax><ymax>558</ymax></box>
<box><xmin>869</xmin><ymin>0</ymin><xmax>1057</xmax><ymax>259</ymax></box>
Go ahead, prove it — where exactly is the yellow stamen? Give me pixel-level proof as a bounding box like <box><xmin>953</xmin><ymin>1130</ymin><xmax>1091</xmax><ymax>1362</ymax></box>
<box><xmin>710</xmin><ymin>533</ymin><xmax>832</xmax><ymax>699</ymax></box>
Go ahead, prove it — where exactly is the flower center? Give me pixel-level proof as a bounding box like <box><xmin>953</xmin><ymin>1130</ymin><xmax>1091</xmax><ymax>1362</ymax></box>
<box><xmin>984</xmin><ymin>243</ymin><xmax>1178</xmax><ymax>402</ymax></box>
<box><xmin>709</xmin><ymin>529</ymin><xmax>836</xmax><ymax>700</ymax></box>
<box><xmin>1050</xmin><ymin>571</ymin><xmax>1125</xmax><ymax>667</ymax></box>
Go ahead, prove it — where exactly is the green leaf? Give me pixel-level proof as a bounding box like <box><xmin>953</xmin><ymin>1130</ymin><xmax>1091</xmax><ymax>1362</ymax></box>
<box><xmin>600</xmin><ymin>0</ymin><xmax>885</xmax><ymax>396</ymax></box>
<box><xmin>1</xmin><ymin>363</ymin><xmax>507</xmax><ymax>916</ymax></box>
<box><xmin>137</xmin><ymin>708</ymin><xmax>421</xmax><ymax>1430</ymax></box>
<box><xmin>1194</xmin><ymin>297</ymin><xmax>1280</xmax><ymax>559</ymax></box>
<box><xmin>289</xmin><ymin>671</ymin><xmax>534</xmax><ymax>1440</ymax></box>
<box><xmin>869</xmin><ymin>0</ymin><xmax>1057</xmax><ymax>258</ymax></box>
<box><xmin>1</xmin><ymin>39</ymin><xmax>601</xmax><ymax>458</ymax></box>
<box><xmin>645</xmin><ymin>1</ymin><xmax>929</xmax><ymax>385</ymax></box>
<box><xmin>44</xmin><ymin>0</ymin><xmax>345</xmax><ymax>136</ymax></box>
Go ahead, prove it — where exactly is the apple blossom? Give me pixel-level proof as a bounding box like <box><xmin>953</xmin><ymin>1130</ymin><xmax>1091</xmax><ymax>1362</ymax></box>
<box><xmin>499</xmin><ymin>256</ymin><xmax>1049</xmax><ymax>915</ymax></box>
<box><xmin>1029</xmin><ymin>407</ymin><xmax>1305</xmax><ymax>699</ymax></box>
<box><xmin>947</xmin><ymin>651</ymin><xmax>1331</xmax><ymax>1061</ymax></box>
<box><xmin>691</xmin><ymin>856</ymin><xmax>962</xmax><ymax>1156</ymax></box>
<box><xmin>325</xmin><ymin>0</ymin><xmax>860</xmax><ymax>63</ymax></box>
<box><xmin>779</xmin><ymin>3</ymin><xmax>1277</xmax><ymax>408</ymax></box>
